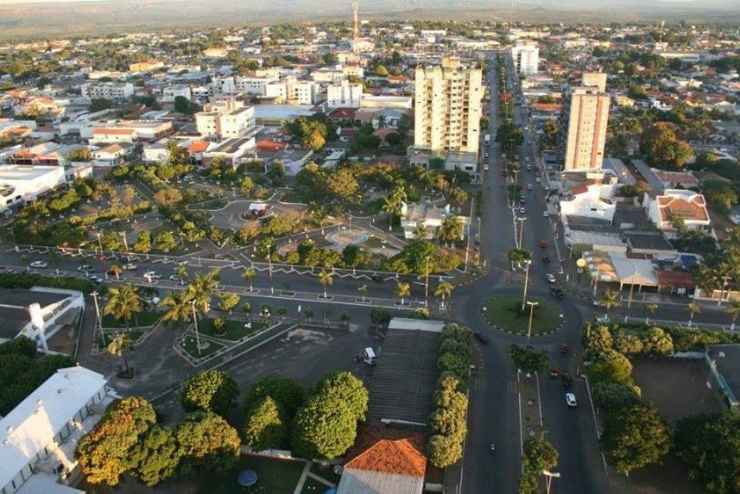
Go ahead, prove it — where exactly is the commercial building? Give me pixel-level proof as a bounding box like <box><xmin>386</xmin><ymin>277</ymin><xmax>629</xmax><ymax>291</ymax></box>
<box><xmin>413</xmin><ymin>56</ymin><xmax>483</xmax><ymax>156</ymax></box>
<box><xmin>0</xmin><ymin>165</ymin><xmax>66</xmax><ymax>212</ymax></box>
<box><xmin>327</xmin><ymin>82</ymin><xmax>363</xmax><ymax>108</ymax></box>
<box><xmin>0</xmin><ymin>366</ymin><xmax>118</xmax><ymax>494</ymax></box>
<box><xmin>563</xmin><ymin>86</ymin><xmax>610</xmax><ymax>172</ymax></box>
<box><xmin>195</xmin><ymin>99</ymin><xmax>255</xmax><ymax>139</ymax></box>
<box><xmin>512</xmin><ymin>41</ymin><xmax>539</xmax><ymax>76</ymax></box>
<box><xmin>89</xmin><ymin>120</ymin><xmax>173</xmax><ymax>145</ymax></box>
<box><xmin>80</xmin><ymin>82</ymin><xmax>134</xmax><ymax>101</ymax></box>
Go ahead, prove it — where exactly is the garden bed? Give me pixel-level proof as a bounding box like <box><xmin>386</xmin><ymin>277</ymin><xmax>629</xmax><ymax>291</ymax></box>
<box><xmin>484</xmin><ymin>295</ymin><xmax>560</xmax><ymax>336</ymax></box>
<box><xmin>198</xmin><ymin>318</ymin><xmax>268</xmax><ymax>341</ymax></box>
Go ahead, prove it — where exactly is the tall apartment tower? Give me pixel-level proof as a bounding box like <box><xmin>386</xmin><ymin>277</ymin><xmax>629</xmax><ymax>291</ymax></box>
<box><xmin>563</xmin><ymin>86</ymin><xmax>610</xmax><ymax>172</ymax></box>
<box><xmin>581</xmin><ymin>72</ymin><xmax>607</xmax><ymax>93</ymax></box>
<box><xmin>511</xmin><ymin>41</ymin><xmax>539</xmax><ymax>76</ymax></box>
<box><xmin>414</xmin><ymin>56</ymin><xmax>483</xmax><ymax>156</ymax></box>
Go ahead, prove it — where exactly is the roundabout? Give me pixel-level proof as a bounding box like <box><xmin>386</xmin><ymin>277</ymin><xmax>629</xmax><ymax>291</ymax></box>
<box><xmin>482</xmin><ymin>294</ymin><xmax>562</xmax><ymax>336</ymax></box>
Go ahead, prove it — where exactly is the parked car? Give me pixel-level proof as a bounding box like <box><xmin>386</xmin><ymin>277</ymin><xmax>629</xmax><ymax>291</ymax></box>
<box><xmin>550</xmin><ymin>287</ymin><xmax>564</xmax><ymax>299</ymax></box>
<box><xmin>545</xmin><ymin>273</ymin><xmax>557</xmax><ymax>284</ymax></box>
<box><xmin>29</xmin><ymin>261</ymin><xmax>48</xmax><ymax>269</ymax></box>
<box><xmin>565</xmin><ymin>392</ymin><xmax>577</xmax><ymax>408</ymax></box>
<box><xmin>542</xmin><ymin>256</ymin><xmax>551</xmax><ymax>264</ymax></box>
<box><xmin>474</xmin><ymin>331</ymin><xmax>490</xmax><ymax>345</ymax></box>
<box><xmin>123</xmin><ymin>263</ymin><xmax>137</xmax><ymax>271</ymax></box>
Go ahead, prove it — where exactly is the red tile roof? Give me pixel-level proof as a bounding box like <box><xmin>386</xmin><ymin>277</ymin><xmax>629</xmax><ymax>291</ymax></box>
<box><xmin>256</xmin><ymin>139</ymin><xmax>286</xmax><ymax>152</ymax></box>
<box><xmin>657</xmin><ymin>194</ymin><xmax>709</xmax><ymax>223</ymax></box>
<box><xmin>345</xmin><ymin>438</ymin><xmax>427</xmax><ymax>478</ymax></box>
<box><xmin>656</xmin><ymin>270</ymin><xmax>695</xmax><ymax>289</ymax></box>
<box><xmin>188</xmin><ymin>140</ymin><xmax>210</xmax><ymax>154</ymax></box>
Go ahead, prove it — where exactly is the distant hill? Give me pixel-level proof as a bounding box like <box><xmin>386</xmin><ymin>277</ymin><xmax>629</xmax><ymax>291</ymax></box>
<box><xmin>0</xmin><ymin>0</ymin><xmax>737</xmax><ymax>40</ymax></box>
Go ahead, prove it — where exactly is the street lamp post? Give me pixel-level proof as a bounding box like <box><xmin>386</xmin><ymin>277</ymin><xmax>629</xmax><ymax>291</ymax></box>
<box><xmin>96</xmin><ymin>232</ymin><xmax>103</xmax><ymax>256</ymax></box>
<box><xmin>543</xmin><ymin>470</ymin><xmax>561</xmax><ymax>494</ymax></box>
<box><xmin>526</xmin><ymin>300</ymin><xmax>538</xmax><ymax>340</ymax></box>
<box><xmin>91</xmin><ymin>291</ymin><xmax>105</xmax><ymax>346</ymax></box>
<box><xmin>521</xmin><ymin>259</ymin><xmax>532</xmax><ymax>311</ymax></box>
<box><xmin>119</xmin><ymin>232</ymin><xmax>128</xmax><ymax>252</ymax></box>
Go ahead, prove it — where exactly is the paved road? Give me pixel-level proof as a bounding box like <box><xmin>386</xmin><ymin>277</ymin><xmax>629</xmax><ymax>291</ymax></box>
<box><xmin>455</xmin><ymin>51</ymin><xmax>608</xmax><ymax>494</ymax></box>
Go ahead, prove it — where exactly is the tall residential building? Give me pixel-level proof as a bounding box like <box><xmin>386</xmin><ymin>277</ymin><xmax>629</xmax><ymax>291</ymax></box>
<box><xmin>511</xmin><ymin>41</ymin><xmax>539</xmax><ymax>76</ymax></box>
<box><xmin>413</xmin><ymin>57</ymin><xmax>483</xmax><ymax>156</ymax></box>
<box><xmin>195</xmin><ymin>99</ymin><xmax>255</xmax><ymax>139</ymax></box>
<box><xmin>582</xmin><ymin>72</ymin><xmax>607</xmax><ymax>93</ymax></box>
<box><xmin>81</xmin><ymin>82</ymin><xmax>134</xmax><ymax>101</ymax></box>
<box><xmin>563</xmin><ymin>86</ymin><xmax>610</xmax><ymax>172</ymax></box>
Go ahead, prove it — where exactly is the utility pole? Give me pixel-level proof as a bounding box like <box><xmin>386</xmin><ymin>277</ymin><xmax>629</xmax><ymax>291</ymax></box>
<box><xmin>96</xmin><ymin>232</ymin><xmax>103</xmax><ymax>255</ymax></box>
<box><xmin>543</xmin><ymin>470</ymin><xmax>561</xmax><ymax>494</ymax></box>
<box><xmin>526</xmin><ymin>300</ymin><xmax>538</xmax><ymax>340</ymax></box>
<box><xmin>521</xmin><ymin>259</ymin><xmax>531</xmax><ymax>311</ymax></box>
<box><xmin>91</xmin><ymin>291</ymin><xmax>105</xmax><ymax>346</ymax></box>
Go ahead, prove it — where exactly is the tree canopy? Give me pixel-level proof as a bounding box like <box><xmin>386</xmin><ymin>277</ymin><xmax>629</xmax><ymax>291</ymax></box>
<box><xmin>181</xmin><ymin>369</ymin><xmax>239</xmax><ymax>416</ymax></box>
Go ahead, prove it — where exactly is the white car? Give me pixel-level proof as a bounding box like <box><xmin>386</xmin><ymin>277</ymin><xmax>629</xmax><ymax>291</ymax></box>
<box><xmin>545</xmin><ymin>273</ymin><xmax>557</xmax><ymax>284</ymax></box>
<box><xmin>123</xmin><ymin>263</ymin><xmax>138</xmax><ymax>271</ymax></box>
<box><xmin>29</xmin><ymin>261</ymin><xmax>48</xmax><ymax>269</ymax></box>
<box><xmin>565</xmin><ymin>393</ymin><xmax>577</xmax><ymax>408</ymax></box>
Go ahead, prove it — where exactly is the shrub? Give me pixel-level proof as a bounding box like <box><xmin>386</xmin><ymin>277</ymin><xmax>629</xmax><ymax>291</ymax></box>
<box><xmin>181</xmin><ymin>370</ymin><xmax>239</xmax><ymax>416</ymax></box>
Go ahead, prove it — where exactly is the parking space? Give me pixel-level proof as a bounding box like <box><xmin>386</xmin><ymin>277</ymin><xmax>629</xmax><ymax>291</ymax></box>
<box><xmin>366</xmin><ymin>329</ymin><xmax>440</xmax><ymax>424</ymax></box>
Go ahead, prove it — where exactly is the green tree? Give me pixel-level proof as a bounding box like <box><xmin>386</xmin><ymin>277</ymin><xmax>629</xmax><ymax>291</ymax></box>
<box><xmin>133</xmin><ymin>231</ymin><xmax>152</xmax><ymax>253</ymax></box>
<box><xmin>509</xmin><ymin>344</ymin><xmax>549</xmax><ymax>374</ymax></box>
<box><xmin>305</xmin><ymin>128</ymin><xmax>326</xmax><ymax>152</ymax></box>
<box><xmin>104</xmin><ymin>284</ymin><xmax>142</xmax><ymax>327</ymax></box>
<box><xmin>292</xmin><ymin>396</ymin><xmax>357</xmax><ymax>460</ymax></box>
<box><xmin>242</xmin><ymin>267</ymin><xmax>257</xmax><ymax>291</ymax></box>
<box><xmin>242</xmin><ymin>396</ymin><xmax>287</xmax><ymax>451</ymax></box>
<box><xmin>674</xmin><ymin>411</ymin><xmax>740</xmax><ymax>494</ymax></box>
<box><xmin>326</xmin><ymin>168</ymin><xmax>360</xmax><ymax>203</ymax></box>
<box><xmin>240</xmin><ymin>176</ymin><xmax>255</xmax><ymax>196</ymax></box>
<box><xmin>176</xmin><ymin>411</ymin><xmax>241</xmax><ymax>473</ymax></box>
<box><xmin>218</xmin><ymin>292</ymin><xmax>240</xmax><ymax>313</ymax></box>
<box><xmin>181</xmin><ymin>369</ymin><xmax>239</xmax><ymax>416</ymax></box>
<box><xmin>507</xmin><ymin>248</ymin><xmax>531</xmax><ymax>268</ymax></box>
<box><xmin>437</xmin><ymin>217</ymin><xmax>464</xmax><ymax>245</ymax></box>
<box><xmin>127</xmin><ymin>425</ymin><xmax>181</xmax><ymax>487</ymax></box>
<box><xmin>107</xmin><ymin>333</ymin><xmax>132</xmax><ymax>374</ymax></box>
<box><xmin>314</xmin><ymin>371</ymin><xmax>369</xmax><ymax>422</ymax></box>
<box><xmin>643</xmin><ymin>327</ymin><xmax>674</xmax><ymax>355</ymax></box>
<box><xmin>243</xmin><ymin>376</ymin><xmax>305</xmax><ymax>419</ymax></box>
<box><xmin>90</xmin><ymin>98</ymin><xmax>113</xmax><ymax>112</ymax></box>
<box><xmin>374</xmin><ymin>64</ymin><xmax>389</xmax><ymax>76</ymax></box>
<box><xmin>160</xmin><ymin>290</ymin><xmax>192</xmax><ymax>323</ymax></box>
<box><xmin>427</xmin><ymin>433</ymin><xmax>463</xmax><ymax>468</ymax></box>
<box><xmin>174</xmin><ymin>95</ymin><xmax>194</xmax><ymax>114</ymax></box>
<box><xmin>640</xmin><ymin>122</ymin><xmax>694</xmax><ymax>169</ymax></box>
<box><xmin>318</xmin><ymin>270</ymin><xmax>333</xmax><ymax>298</ymax></box>
<box><xmin>155</xmin><ymin>231</ymin><xmax>178</xmax><ymax>253</ymax></box>
<box><xmin>434</xmin><ymin>281</ymin><xmax>454</xmax><ymax>305</ymax></box>
<box><xmin>591</xmin><ymin>350</ymin><xmax>633</xmax><ymax>385</ymax></box>
<box><xmin>599</xmin><ymin>289</ymin><xmax>621</xmax><ymax>317</ymax></box>
<box><xmin>76</xmin><ymin>397</ymin><xmax>157</xmax><ymax>486</ymax></box>
<box><xmin>602</xmin><ymin>403</ymin><xmax>671</xmax><ymax>475</ymax></box>
<box><xmin>591</xmin><ymin>381</ymin><xmax>641</xmax><ymax>410</ymax></box>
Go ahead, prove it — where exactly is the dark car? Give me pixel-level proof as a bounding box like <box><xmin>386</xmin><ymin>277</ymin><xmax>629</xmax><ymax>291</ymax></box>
<box><xmin>542</xmin><ymin>256</ymin><xmax>551</xmax><ymax>264</ymax></box>
<box><xmin>550</xmin><ymin>287</ymin><xmax>564</xmax><ymax>299</ymax></box>
<box><xmin>474</xmin><ymin>332</ymin><xmax>490</xmax><ymax>345</ymax></box>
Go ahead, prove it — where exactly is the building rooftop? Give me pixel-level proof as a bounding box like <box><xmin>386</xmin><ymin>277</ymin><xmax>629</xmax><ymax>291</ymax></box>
<box><xmin>344</xmin><ymin>438</ymin><xmax>426</xmax><ymax>477</ymax></box>
<box><xmin>0</xmin><ymin>367</ymin><xmax>108</xmax><ymax>490</ymax></box>
<box><xmin>657</xmin><ymin>190</ymin><xmax>710</xmax><ymax>224</ymax></box>
<box><xmin>707</xmin><ymin>344</ymin><xmax>740</xmax><ymax>408</ymax></box>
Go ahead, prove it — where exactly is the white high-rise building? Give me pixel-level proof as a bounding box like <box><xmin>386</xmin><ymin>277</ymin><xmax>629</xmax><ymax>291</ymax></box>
<box><xmin>81</xmin><ymin>82</ymin><xmax>134</xmax><ymax>100</ymax></box>
<box><xmin>327</xmin><ymin>82</ymin><xmax>363</xmax><ymax>108</ymax></box>
<box><xmin>413</xmin><ymin>57</ymin><xmax>483</xmax><ymax>156</ymax></box>
<box><xmin>512</xmin><ymin>41</ymin><xmax>539</xmax><ymax>76</ymax></box>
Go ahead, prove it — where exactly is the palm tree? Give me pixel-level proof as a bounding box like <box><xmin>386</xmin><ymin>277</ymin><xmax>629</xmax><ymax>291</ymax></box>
<box><xmin>437</xmin><ymin>217</ymin><xmax>463</xmax><ymax>246</ymax></box>
<box><xmin>107</xmin><ymin>333</ymin><xmax>131</xmax><ymax>376</ymax></box>
<box><xmin>413</xmin><ymin>223</ymin><xmax>428</xmax><ymax>240</ymax></box>
<box><xmin>160</xmin><ymin>291</ymin><xmax>191</xmax><ymax>323</ymax></box>
<box><xmin>358</xmin><ymin>284</ymin><xmax>368</xmax><ymax>302</ymax></box>
<box><xmin>687</xmin><ymin>302</ymin><xmax>701</xmax><ymax>327</ymax></box>
<box><xmin>396</xmin><ymin>281</ymin><xmax>411</xmax><ymax>305</ymax></box>
<box><xmin>187</xmin><ymin>269</ymin><xmax>220</xmax><ymax>315</ymax></box>
<box><xmin>242</xmin><ymin>267</ymin><xmax>257</xmax><ymax>292</ymax></box>
<box><xmin>599</xmin><ymin>289</ymin><xmax>621</xmax><ymax>319</ymax></box>
<box><xmin>109</xmin><ymin>264</ymin><xmax>123</xmax><ymax>281</ymax></box>
<box><xmin>434</xmin><ymin>281</ymin><xmax>454</xmax><ymax>303</ymax></box>
<box><xmin>103</xmin><ymin>284</ymin><xmax>142</xmax><ymax>328</ymax></box>
<box><xmin>318</xmin><ymin>270</ymin><xmax>333</xmax><ymax>298</ymax></box>
<box><xmin>175</xmin><ymin>264</ymin><xmax>189</xmax><ymax>282</ymax></box>
<box><xmin>725</xmin><ymin>300</ymin><xmax>740</xmax><ymax>331</ymax></box>
<box><xmin>645</xmin><ymin>303</ymin><xmax>658</xmax><ymax>325</ymax></box>
<box><xmin>382</xmin><ymin>186</ymin><xmax>406</xmax><ymax>231</ymax></box>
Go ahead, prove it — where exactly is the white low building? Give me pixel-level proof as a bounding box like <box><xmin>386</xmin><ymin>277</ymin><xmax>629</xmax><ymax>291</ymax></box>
<box><xmin>559</xmin><ymin>182</ymin><xmax>617</xmax><ymax>224</ymax></box>
<box><xmin>644</xmin><ymin>189</ymin><xmax>711</xmax><ymax>235</ymax></box>
<box><xmin>161</xmin><ymin>85</ymin><xmax>192</xmax><ymax>103</ymax></box>
<box><xmin>327</xmin><ymin>82</ymin><xmax>363</xmax><ymax>108</ymax></box>
<box><xmin>195</xmin><ymin>100</ymin><xmax>255</xmax><ymax>139</ymax></box>
<box><xmin>0</xmin><ymin>366</ymin><xmax>118</xmax><ymax>494</ymax></box>
<box><xmin>0</xmin><ymin>165</ymin><xmax>66</xmax><ymax>212</ymax></box>
<box><xmin>80</xmin><ymin>82</ymin><xmax>134</xmax><ymax>101</ymax></box>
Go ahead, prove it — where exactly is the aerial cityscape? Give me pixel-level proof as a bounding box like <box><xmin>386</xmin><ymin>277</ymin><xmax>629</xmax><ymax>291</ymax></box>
<box><xmin>0</xmin><ymin>2</ymin><xmax>739</xmax><ymax>494</ymax></box>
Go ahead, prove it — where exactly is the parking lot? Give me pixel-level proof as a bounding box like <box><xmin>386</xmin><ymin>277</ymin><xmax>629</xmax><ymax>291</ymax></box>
<box><xmin>366</xmin><ymin>328</ymin><xmax>440</xmax><ymax>424</ymax></box>
<box><xmin>631</xmin><ymin>356</ymin><xmax>723</xmax><ymax>423</ymax></box>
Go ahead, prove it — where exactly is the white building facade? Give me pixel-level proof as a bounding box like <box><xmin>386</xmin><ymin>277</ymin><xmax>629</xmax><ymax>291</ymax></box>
<box><xmin>326</xmin><ymin>82</ymin><xmax>363</xmax><ymax>108</ymax></box>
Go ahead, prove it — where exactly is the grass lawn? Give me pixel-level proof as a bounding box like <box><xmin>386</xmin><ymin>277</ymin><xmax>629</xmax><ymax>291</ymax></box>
<box><xmin>101</xmin><ymin>311</ymin><xmax>160</xmax><ymax>328</ymax></box>
<box><xmin>181</xmin><ymin>333</ymin><xmax>226</xmax><ymax>359</ymax></box>
<box><xmin>484</xmin><ymin>295</ymin><xmax>560</xmax><ymax>336</ymax></box>
<box><xmin>201</xmin><ymin>455</ymin><xmax>306</xmax><ymax>494</ymax></box>
<box><xmin>198</xmin><ymin>318</ymin><xmax>268</xmax><ymax>341</ymax></box>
